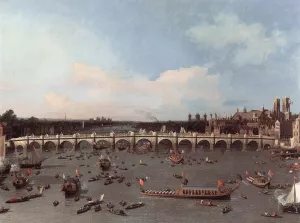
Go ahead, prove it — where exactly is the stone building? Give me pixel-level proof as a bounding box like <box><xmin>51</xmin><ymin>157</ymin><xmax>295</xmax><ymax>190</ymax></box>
<box><xmin>291</xmin><ymin>114</ymin><xmax>300</xmax><ymax>147</ymax></box>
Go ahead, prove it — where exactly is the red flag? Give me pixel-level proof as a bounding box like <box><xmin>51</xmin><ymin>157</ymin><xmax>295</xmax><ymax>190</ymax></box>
<box><xmin>139</xmin><ymin>179</ymin><xmax>144</xmax><ymax>186</ymax></box>
<box><xmin>75</xmin><ymin>169</ymin><xmax>79</xmax><ymax>176</ymax></box>
<box><xmin>27</xmin><ymin>169</ymin><xmax>31</xmax><ymax>175</ymax></box>
<box><xmin>181</xmin><ymin>171</ymin><xmax>184</xmax><ymax>177</ymax></box>
<box><xmin>245</xmin><ymin>171</ymin><xmax>249</xmax><ymax>176</ymax></box>
<box><xmin>217</xmin><ymin>179</ymin><xmax>225</xmax><ymax>187</ymax></box>
<box><xmin>268</xmin><ymin>170</ymin><xmax>274</xmax><ymax>177</ymax></box>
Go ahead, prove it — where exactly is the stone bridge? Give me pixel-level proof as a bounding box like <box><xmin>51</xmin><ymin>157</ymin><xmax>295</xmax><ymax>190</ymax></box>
<box><xmin>6</xmin><ymin>132</ymin><xmax>275</xmax><ymax>157</ymax></box>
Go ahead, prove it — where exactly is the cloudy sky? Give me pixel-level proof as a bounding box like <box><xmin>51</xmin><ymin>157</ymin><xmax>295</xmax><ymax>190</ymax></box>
<box><xmin>0</xmin><ymin>0</ymin><xmax>299</xmax><ymax>121</ymax></box>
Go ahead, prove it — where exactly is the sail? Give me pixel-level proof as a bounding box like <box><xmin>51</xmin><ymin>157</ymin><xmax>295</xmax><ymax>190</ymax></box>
<box><xmin>285</xmin><ymin>182</ymin><xmax>300</xmax><ymax>203</ymax></box>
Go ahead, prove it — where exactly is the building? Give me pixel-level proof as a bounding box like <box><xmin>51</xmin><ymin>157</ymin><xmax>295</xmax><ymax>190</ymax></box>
<box><xmin>291</xmin><ymin>114</ymin><xmax>300</xmax><ymax>147</ymax></box>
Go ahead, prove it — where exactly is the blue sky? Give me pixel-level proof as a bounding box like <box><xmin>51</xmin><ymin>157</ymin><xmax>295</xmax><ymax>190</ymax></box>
<box><xmin>0</xmin><ymin>0</ymin><xmax>299</xmax><ymax>121</ymax></box>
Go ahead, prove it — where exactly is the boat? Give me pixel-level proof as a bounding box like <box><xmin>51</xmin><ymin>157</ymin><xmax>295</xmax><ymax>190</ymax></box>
<box><xmin>169</xmin><ymin>153</ymin><xmax>184</xmax><ymax>164</ymax></box>
<box><xmin>108</xmin><ymin>209</ymin><xmax>127</xmax><ymax>216</ymax></box>
<box><xmin>118</xmin><ymin>146</ymin><xmax>127</xmax><ymax>151</ymax></box>
<box><xmin>94</xmin><ymin>205</ymin><xmax>101</xmax><ymax>212</ymax></box>
<box><xmin>20</xmin><ymin>147</ymin><xmax>44</xmax><ymax>169</ymax></box>
<box><xmin>246</xmin><ymin>176</ymin><xmax>270</xmax><ymax>188</ymax></box>
<box><xmin>194</xmin><ymin>201</ymin><xmax>217</xmax><ymax>206</ymax></box>
<box><xmin>5</xmin><ymin>196</ymin><xmax>30</xmax><ymax>203</ymax></box>
<box><xmin>12</xmin><ymin>176</ymin><xmax>28</xmax><ymax>189</ymax></box>
<box><xmin>241</xmin><ymin>194</ymin><xmax>247</xmax><ymax>199</ymax></box>
<box><xmin>280</xmin><ymin>179</ymin><xmax>300</xmax><ymax>214</ymax></box>
<box><xmin>140</xmin><ymin>182</ymin><xmax>239</xmax><ymax>200</ymax></box>
<box><xmin>222</xmin><ymin>206</ymin><xmax>232</xmax><ymax>214</ymax></box>
<box><xmin>84</xmin><ymin>200</ymin><xmax>103</xmax><ymax>207</ymax></box>
<box><xmin>27</xmin><ymin>193</ymin><xmax>43</xmax><ymax>199</ymax></box>
<box><xmin>77</xmin><ymin>205</ymin><xmax>91</xmax><ymax>214</ymax></box>
<box><xmin>88</xmin><ymin>176</ymin><xmax>101</xmax><ymax>182</ymax></box>
<box><xmin>173</xmin><ymin>174</ymin><xmax>182</xmax><ymax>179</ymax></box>
<box><xmin>289</xmin><ymin>163</ymin><xmax>300</xmax><ymax>172</ymax></box>
<box><xmin>0</xmin><ymin>164</ymin><xmax>11</xmax><ymax>174</ymax></box>
<box><xmin>125</xmin><ymin>202</ymin><xmax>145</xmax><ymax>210</ymax></box>
<box><xmin>260</xmin><ymin>212</ymin><xmax>282</xmax><ymax>218</ymax></box>
<box><xmin>99</xmin><ymin>158</ymin><xmax>111</xmax><ymax>171</ymax></box>
<box><xmin>119</xmin><ymin>200</ymin><xmax>127</xmax><ymax>206</ymax></box>
<box><xmin>0</xmin><ymin>207</ymin><xmax>9</xmax><ymax>214</ymax></box>
<box><xmin>61</xmin><ymin>177</ymin><xmax>80</xmax><ymax>196</ymax></box>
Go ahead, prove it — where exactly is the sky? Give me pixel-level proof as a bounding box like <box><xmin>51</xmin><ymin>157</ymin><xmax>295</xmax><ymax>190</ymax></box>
<box><xmin>0</xmin><ymin>0</ymin><xmax>299</xmax><ymax>121</ymax></box>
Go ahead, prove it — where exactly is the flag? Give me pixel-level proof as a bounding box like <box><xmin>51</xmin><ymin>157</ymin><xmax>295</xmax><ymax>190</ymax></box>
<box><xmin>245</xmin><ymin>171</ymin><xmax>249</xmax><ymax>176</ymax></box>
<box><xmin>268</xmin><ymin>170</ymin><xmax>274</xmax><ymax>177</ymax></box>
<box><xmin>75</xmin><ymin>169</ymin><xmax>79</xmax><ymax>176</ymax></box>
<box><xmin>139</xmin><ymin>178</ymin><xmax>144</xmax><ymax>186</ymax></box>
<box><xmin>217</xmin><ymin>179</ymin><xmax>225</xmax><ymax>187</ymax></box>
<box><xmin>181</xmin><ymin>171</ymin><xmax>184</xmax><ymax>177</ymax></box>
<box><xmin>27</xmin><ymin>169</ymin><xmax>31</xmax><ymax>175</ymax></box>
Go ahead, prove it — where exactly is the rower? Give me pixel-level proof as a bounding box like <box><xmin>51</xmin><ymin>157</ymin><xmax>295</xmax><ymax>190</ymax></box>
<box><xmin>208</xmin><ymin>201</ymin><xmax>212</xmax><ymax>205</ymax></box>
<box><xmin>200</xmin><ymin>200</ymin><xmax>204</xmax><ymax>204</ymax></box>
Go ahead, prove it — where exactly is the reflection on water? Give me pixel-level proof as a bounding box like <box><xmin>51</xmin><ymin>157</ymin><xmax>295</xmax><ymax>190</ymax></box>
<box><xmin>1</xmin><ymin>145</ymin><xmax>300</xmax><ymax>223</ymax></box>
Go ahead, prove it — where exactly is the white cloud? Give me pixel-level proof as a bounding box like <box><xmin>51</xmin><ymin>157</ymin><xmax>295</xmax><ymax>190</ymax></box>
<box><xmin>42</xmin><ymin>63</ymin><xmax>221</xmax><ymax>120</ymax></box>
<box><xmin>186</xmin><ymin>13</ymin><xmax>288</xmax><ymax>67</ymax></box>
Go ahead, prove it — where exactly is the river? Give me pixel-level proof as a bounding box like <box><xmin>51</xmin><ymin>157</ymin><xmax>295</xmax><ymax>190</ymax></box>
<box><xmin>1</xmin><ymin>144</ymin><xmax>299</xmax><ymax>223</ymax></box>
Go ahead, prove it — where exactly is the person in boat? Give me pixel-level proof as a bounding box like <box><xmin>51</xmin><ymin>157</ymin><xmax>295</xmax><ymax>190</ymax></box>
<box><xmin>200</xmin><ymin>200</ymin><xmax>204</xmax><ymax>204</ymax></box>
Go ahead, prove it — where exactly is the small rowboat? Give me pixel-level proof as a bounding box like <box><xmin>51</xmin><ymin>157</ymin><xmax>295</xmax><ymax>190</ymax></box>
<box><xmin>0</xmin><ymin>208</ymin><xmax>9</xmax><ymax>214</ymax></box>
<box><xmin>194</xmin><ymin>201</ymin><xmax>217</xmax><ymax>206</ymax></box>
<box><xmin>241</xmin><ymin>194</ymin><xmax>247</xmax><ymax>199</ymax></box>
<box><xmin>77</xmin><ymin>205</ymin><xmax>91</xmax><ymax>214</ymax></box>
<box><xmin>260</xmin><ymin>213</ymin><xmax>282</xmax><ymax>218</ymax></box>
<box><xmin>222</xmin><ymin>206</ymin><xmax>232</xmax><ymax>214</ymax></box>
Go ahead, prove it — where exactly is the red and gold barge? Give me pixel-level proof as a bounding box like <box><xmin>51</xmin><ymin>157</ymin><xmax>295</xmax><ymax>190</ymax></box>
<box><xmin>140</xmin><ymin>184</ymin><xmax>239</xmax><ymax>200</ymax></box>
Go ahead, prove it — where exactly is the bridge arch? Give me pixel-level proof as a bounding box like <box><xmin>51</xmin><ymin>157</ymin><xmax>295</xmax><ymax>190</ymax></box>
<box><xmin>60</xmin><ymin>141</ymin><xmax>74</xmax><ymax>151</ymax></box>
<box><xmin>95</xmin><ymin>140</ymin><xmax>111</xmax><ymax>148</ymax></box>
<box><xmin>43</xmin><ymin>141</ymin><xmax>57</xmax><ymax>153</ymax></box>
<box><xmin>77</xmin><ymin>140</ymin><xmax>92</xmax><ymax>150</ymax></box>
<box><xmin>136</xmin><ymin>139</ymin><xmax>152</xmax><ymax>154</ymax></box>
<box><xmin>158</xmin><ymin>139</ymin><xmax>173</xmax><ymax>153</ymax></box>
<box><xmin>197</xmin><ymin>140</ymin><xmax>210</xmax><ymax>152</ymax></box>
<box><xmin>178</xmin><ymin>139</ymin><xmax>192</xmax><ymax>154</ymax></box>
<box><xmin>263</xmin><ymin>143</ymin><xmax>271</xmax><ymax>150</ymax></box>
<box><xmin>28</xmin><ymin>141</ymin><xmax>41</xmax><ymax>151</ymax></box>
<box><xmin>231</xmin><ymin>140</ymin><xmax>243</xmax><ymax>151</ymax></box>
<box><xmin>247</xmin><ymin>140</ymin><xmax>258</xmax><ymax>151</ymax></box>
<box><xmin>214</xmin><ymin>140</ymin><xmax>227</xmax><ymax>151</ymax></box>
<box><xmin>115</xmin><ymin>139</ymin><xmax>130</xmax><ymax>151</ymax></box>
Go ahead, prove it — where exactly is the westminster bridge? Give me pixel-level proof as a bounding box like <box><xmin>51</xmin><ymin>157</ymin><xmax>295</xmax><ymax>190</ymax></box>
<box><xmin>5</xmin><ymin>132</ymin><xmax>276</xmax><ymax>157</ymax></box>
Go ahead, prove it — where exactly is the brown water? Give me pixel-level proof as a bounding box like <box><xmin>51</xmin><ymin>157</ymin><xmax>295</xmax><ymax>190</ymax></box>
<box><xmin>1</xmin><ymin>145</ymin><xmax>299</xmax><ymax>223</ymax></box>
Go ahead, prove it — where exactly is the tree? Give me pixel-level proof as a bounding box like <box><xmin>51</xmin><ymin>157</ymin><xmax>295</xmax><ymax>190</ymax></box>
<box><xmin>0</xmin><ymin>109</ymin><xmax>17</xmax><ymax>124</ymax></box>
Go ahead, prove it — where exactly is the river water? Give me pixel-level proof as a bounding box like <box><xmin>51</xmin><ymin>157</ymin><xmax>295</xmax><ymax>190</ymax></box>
<box><xmin>1</xmin><ymin>145</ymin><xmax>300</xmax><ymax>223</ymax></box>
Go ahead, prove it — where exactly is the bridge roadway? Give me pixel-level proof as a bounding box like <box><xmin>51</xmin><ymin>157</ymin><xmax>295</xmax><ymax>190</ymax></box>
<box><xmin>7</xmin><ymin>132</ymin><xmax>275</xmax><ymax>157</ymax></box>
